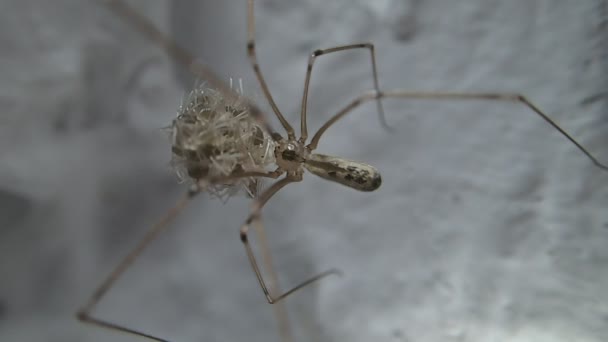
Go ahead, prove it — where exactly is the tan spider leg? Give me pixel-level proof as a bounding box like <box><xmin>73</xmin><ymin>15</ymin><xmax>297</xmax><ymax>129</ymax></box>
<box><xmin>307</xmin><ymin>90</ymin><xmax>608</xmax><ymax>172</ymax></box>
<box><xmin>246</xmin><ymin>0</ymin><xmax>295</xmax><ymax>140</ymax></box>
<box><xmin>77</xmin><ymin>191</ymin><xmax>192</xmax><ymax>342</ymax></box>
<box><xmin>76</xmin><ymin>171</ymin><xmax>282</xmax><ymax>342</ymax></box>
<box><xmin>103</xmin><ymin>0</ymin><xmax>280</xmax><ymax>139</ymax></box>
<box><xmin>240</xmin><ymin>176</ymin><xmax>342</xmax><ymax>304</ymax></box>
<box><xmin>300</xmin><ymin>43</ymin><xmax>388</xmax><ymax>143</ymax></box>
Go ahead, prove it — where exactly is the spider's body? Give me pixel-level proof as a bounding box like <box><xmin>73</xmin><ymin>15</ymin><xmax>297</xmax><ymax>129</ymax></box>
<box><xmin>169</xmin><ymin>84</ymin><xmax>382</xmax><ymax>199</ymax></box>
<box><xmin>272</xmin><ymin>135</ymin><xmax>382</xmax><ymax>192</ymax></box>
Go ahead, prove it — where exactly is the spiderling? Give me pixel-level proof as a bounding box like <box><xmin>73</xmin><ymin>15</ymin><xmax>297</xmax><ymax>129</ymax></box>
<box><xmin>167</xmin><ymin>82</ymin><xmax>276</xmax><ymax>200</ymax></box>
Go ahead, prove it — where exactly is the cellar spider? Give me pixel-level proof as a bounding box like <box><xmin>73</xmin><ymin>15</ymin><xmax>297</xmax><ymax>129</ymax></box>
<box><xmin>77</xmin><ymin>1</ymin><xmax>608</xmax><ymax>342</ymax></box>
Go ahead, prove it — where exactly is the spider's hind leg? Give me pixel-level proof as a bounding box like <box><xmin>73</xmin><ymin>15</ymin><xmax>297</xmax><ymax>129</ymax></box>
<box><xmin>76</xmin><ymin>188</ymin><xmax>199</xmax><ymax>342</ymax></box>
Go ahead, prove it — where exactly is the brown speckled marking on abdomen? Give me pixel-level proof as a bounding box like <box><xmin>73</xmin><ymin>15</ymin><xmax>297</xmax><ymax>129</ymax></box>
<box><xmin>303</xmin><ymin>153</ymin><xmax>382</xmax><ymax>192</ymax></box>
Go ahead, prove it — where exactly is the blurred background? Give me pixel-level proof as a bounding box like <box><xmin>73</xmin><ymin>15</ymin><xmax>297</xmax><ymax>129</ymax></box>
<box><xmin>1</xmin><ymin>0</ymin><xmax>607</xmax><ymax>341</ymax></box>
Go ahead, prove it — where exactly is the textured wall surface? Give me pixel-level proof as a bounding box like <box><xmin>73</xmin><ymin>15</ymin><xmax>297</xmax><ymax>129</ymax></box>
<box><xmin>1</xmin><ymin>1</ymin><xmax>607</xmax><ymax>342</ymax></box>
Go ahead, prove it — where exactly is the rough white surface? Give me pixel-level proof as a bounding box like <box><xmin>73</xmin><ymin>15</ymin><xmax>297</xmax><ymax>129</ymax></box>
<box><xmin>1</xmin><ymin>1</ymin><xmax>607</xmax><ymax>342</ymax></box>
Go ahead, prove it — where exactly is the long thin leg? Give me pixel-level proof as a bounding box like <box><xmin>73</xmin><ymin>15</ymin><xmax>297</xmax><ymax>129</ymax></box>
<box><xmin>246</xmin><ymin>0</ymin><xmax>295</xmax><ymax>140</ymax></box>
<box><xmin>103</xmin><ymin>0</ymin><xmax>280</xmax><ymax>139</ymax></box>
<box><xmin>248</xmin><ymin>178</ymin><xmax>292</xmax><ymax>342</ymax></box>
<box><xmin>299</xmin><ymin>43</ymin><xmax>389</xmax><ymax>143</ymax></box>
<box><xmin>76</xmin><ymin>172</ymin><xmax>281</xmax><ymax>341</ymax></box>
<box><xmin>77</xmin><ymin>190</ymin><xmax>195</xmax><ymax>342</ymax></box>
<box><xmin>307</xmin><ymin>90</ymin><xmax>608</xmax><ymax>172</ymax></box>
<box><xmin>580</xmin><ymin>91</ymin><xmax>607</xmax><ymax>106</ymax></box>
<box><xmin>240</xmin><ymin>175</ymin><xmax>342</xmax><ymax>304</ymax></box>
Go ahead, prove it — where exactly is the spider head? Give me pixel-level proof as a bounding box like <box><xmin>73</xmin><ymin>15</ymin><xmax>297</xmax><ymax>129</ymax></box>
<box><xmin>274</xmin><ymin>139</ymin><xmax>309</xmax><ymax>172</ymax></box>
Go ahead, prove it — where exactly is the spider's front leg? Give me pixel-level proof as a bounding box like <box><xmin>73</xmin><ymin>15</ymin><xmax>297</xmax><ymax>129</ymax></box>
<box><xmin>239</xmin><ymin>175</ymin><xmax>342</xmax><ymax>304</ymax></box>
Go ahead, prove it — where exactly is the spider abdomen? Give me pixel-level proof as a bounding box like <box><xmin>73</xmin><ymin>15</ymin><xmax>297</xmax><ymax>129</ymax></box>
<box><xmin>303</xmin><ymin>153</ymin><xmax>381</xmax><ymax>192</ymax></box>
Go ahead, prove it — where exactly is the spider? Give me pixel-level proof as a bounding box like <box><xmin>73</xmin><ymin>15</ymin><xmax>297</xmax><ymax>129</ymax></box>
<box><xmin>77</xmin><ymin>1</ymin><xmax>608</xmax><ymax>341</ymax></box>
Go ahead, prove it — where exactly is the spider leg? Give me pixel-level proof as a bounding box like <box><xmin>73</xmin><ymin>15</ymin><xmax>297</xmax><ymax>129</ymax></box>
<box><xmin>76</xmin><ymin>172</ymin><xmax>281</xmax><ymax>341</ymax></box>
<box><xmin>299</xmin><ymin>43</ymin><xmax>389</xmax><ymax>143</ymax></box>
<box><xmin>76</xmin><ymin>190</ymin><xmax>195</xmax><ymax>342</ymax></box>
<box><xmin>307</xmin><ymin>90</ymin><xmax>608</xmax><ymax>172</ymax></box>
<box><xmin>580</xmin><ymin>91</ymin><xmax>608</xmax><ymax>107</ymax></box>
<box><xmin>246</xmin><ymin>0</ymin><xmax>295</xmax><ymax>140</ymax></box>
<box><xmin>104</xmin><ymin>0</ymin><xmax>232</xmax><ymax>101</ymax></box>
<box><xmin>240</xmin><ymin>175</ymin><xmax>342</xmax><ymax>305</ymax></box>
<box><xmin>102</xmin><ymin>0</ymin><xmax>279</xmax><ymax>138</ymax></box>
